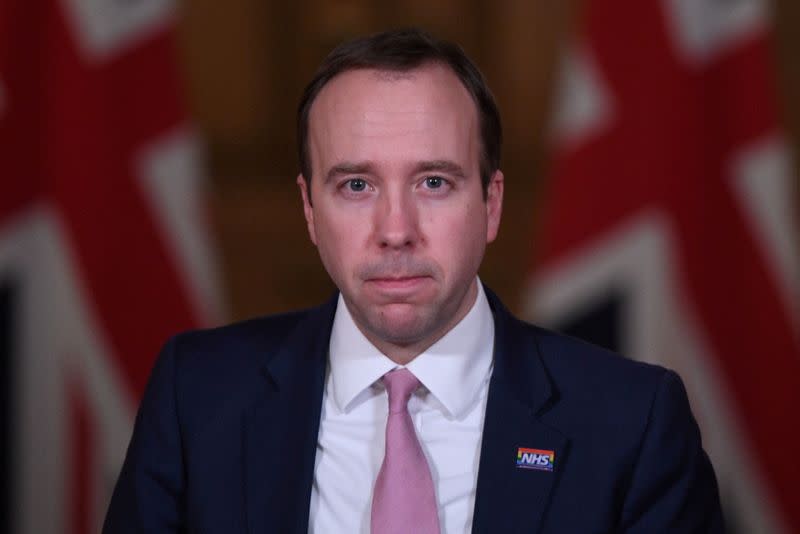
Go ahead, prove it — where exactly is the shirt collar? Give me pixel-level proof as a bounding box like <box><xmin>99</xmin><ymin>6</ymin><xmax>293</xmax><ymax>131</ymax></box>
<box><xmin>328</xmin><ymin>279</ymin><xmax>494</xmax><ymax>419</ymax></box>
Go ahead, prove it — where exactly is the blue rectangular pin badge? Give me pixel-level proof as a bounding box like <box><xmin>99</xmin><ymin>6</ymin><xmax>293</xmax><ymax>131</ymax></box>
<box><xmin>516</xmin><ymin>447</ymin><xmax>555</xmax><ymax>471</ymax></box>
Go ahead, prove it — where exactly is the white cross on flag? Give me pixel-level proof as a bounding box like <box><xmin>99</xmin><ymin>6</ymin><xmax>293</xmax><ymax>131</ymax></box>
<box><xmin>0</xmin><ymin>0</ymin><xmax>222</xmax><ymax>532</ymax></box>
<box><xmin>526</xmin><ymin>1</ymin><xmax>799</xmax><ymax>532</ymax></box>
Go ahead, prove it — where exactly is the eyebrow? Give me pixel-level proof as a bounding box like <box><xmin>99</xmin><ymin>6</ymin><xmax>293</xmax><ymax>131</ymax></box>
<box><xmin>413</xmin><ymin>160</ymin><xmax>467</xmax><ymax>178</ymax></box>
<box><xmin>323</xmin><ymin>159</ymin><xmax>468</xmax><ymax>183</ymax></box>
<box><xmin>325</xmin><ymin>162</ymin><xmax>375</xmax><ymax>183</ymax></box>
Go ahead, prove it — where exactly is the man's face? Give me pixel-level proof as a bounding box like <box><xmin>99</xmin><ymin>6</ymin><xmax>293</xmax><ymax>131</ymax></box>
<box><xmin>298</xmin><ymin>63</ymin><xmax>503</xmax><ymax>358</ymax></box>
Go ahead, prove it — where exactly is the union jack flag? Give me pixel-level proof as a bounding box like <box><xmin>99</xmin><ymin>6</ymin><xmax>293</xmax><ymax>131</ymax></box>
<box><xmin>0</xmin><ymin>0</ymin><xmax>221</xmax><ymax>532</ymax></box>
<box><xmin>527</xmin><ymin>1</ymin><xmax>799</xmax><ymax>532</ymax></box>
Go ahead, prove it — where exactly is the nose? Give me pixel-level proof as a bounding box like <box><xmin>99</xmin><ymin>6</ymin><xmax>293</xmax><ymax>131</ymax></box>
<box><xmin>373</xmin><ymin>188</ymin><xmax>420</xmax><ymax>250</ymax></box>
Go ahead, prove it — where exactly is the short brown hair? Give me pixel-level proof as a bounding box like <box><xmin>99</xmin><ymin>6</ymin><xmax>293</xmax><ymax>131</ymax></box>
<box><xmin>297</xmin><ymin>28</ymin><xmax>502</xmax><ymax>195</ymax></box>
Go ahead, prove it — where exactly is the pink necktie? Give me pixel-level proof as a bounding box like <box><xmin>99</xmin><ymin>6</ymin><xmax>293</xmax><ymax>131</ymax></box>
<box><xmin>371</xmin><ymin>368</ymin><xmax>441</xmax><ymax>534</ymax></box>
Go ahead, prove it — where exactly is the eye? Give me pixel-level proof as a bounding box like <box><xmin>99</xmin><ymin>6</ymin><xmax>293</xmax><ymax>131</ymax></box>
<box><xmin>424</xmin><ymin>176</ymin><xmax>445</xmax><ymax>189</ymax></box>
<box><xmin>347</xmin><ymin>178</ymin><xmax>367</xmax><ymax>192</ymax></box>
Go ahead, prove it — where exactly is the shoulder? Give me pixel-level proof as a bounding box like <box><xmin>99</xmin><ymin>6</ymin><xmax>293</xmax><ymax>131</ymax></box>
<box><xmin>147</xmin><ymin>303</ymin><xmax>329</xmax><ymax>424</ymax></box>
<box><xmin>495</xmin><ymin>314</ymin><xmax>723</xmax><ymax>530</ymax></box>
<box><xmin>486</xmin><ymin>286</ymin><xmax>673</xmax><ymax>421</ymax></box>
<box><xmin>529</xmin><ymin>321</ymin><xmax>669</xmax><ymax>394</ymax></box>
<box><xmin>509</xmin><ymin>316</ymin><xmax>680</xmax><ymax>434</ymax></box>
<box><xmin>177</xmin><ymin>297</ymin><xmax>337</xmax><ymax>370</ymax></box>
<box><xmin>486</xmin><ymin>285</ymin><xmax>667</xmax><ymax>397</ymax></box>
<box><xmin>168</xmin><ymin>307</ymin><xmax>311</xmax><ymax>371</ymax></box>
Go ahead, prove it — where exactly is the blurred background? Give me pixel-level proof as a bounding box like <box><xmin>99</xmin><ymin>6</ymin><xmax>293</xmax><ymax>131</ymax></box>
<box><xmin>1</xmin><ymin>0</ymin><xmax>798</xmax><ymax>532</ymax></box>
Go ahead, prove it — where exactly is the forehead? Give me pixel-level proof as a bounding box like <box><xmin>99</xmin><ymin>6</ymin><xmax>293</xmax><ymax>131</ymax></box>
<box><xmin>307</xmin><ymin>64</ymin><xmax>480</xmax><ymax>172</ymax></box>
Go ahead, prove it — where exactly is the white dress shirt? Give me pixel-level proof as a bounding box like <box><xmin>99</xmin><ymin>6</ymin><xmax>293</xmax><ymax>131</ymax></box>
<box><xmin>308</xmin><ymin>280</ymin><xmax>495</xmax><ymax>534</ymax></box>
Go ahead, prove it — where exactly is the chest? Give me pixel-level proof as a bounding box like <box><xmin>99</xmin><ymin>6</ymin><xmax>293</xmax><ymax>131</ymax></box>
<box><xmin>309</xmin><ymin>389</ymin><xmax>488</xmax><ymax>534</ymax></box>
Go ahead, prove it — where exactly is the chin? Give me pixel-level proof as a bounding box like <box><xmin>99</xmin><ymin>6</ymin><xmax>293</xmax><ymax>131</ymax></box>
<box><xmin>368</xmin><ymin>306</ymin><xmax>436</xmax><ymax>346</ymax></box>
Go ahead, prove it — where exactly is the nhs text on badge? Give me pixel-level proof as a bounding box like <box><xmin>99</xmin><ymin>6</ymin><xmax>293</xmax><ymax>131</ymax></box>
<box><xmin>516</xmin><ymin>447</ymin><xmax>555</xmax><ymax>471</ymax></box>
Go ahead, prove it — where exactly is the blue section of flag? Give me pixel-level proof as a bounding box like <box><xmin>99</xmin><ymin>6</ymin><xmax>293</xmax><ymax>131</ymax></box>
<box><xmin>558</xmin><ymin>291</ymin><xmax>623</xmax><ymax>355</ymax></box>
<box><xmin>0</xmin><ymin>278</ymin><xmax>15</xmax><ymax>534</ymax></box>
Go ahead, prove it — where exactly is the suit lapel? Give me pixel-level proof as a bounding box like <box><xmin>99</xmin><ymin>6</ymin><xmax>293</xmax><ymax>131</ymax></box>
<box><xmin>472</xmin><ymin>289</ymin><xmax>569</xmax><ymax>534</ymax></box>
<box><xmin>243</xmin><ymin>296</ymin><xmax>336</xmax><ymax>534</ymax></box>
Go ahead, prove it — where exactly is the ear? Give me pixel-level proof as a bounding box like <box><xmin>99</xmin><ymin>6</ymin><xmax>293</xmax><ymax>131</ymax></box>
<box><xmin>297</xmin><ymin>174</ymin><xmax>318</xmax><ymax>245</ymax></box>
<box><xmin>485</xmin><ymin>169</ymin><xmax>504</xmax><ymax>243</ymax></box>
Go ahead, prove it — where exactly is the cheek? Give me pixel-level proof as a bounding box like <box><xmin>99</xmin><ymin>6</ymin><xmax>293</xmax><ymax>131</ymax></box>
<box><xmin>314</xmin><ymin>208</ymin><xmax>369</xmax><ymax>275</ymax></box>
<box><xmin>427</xmin><ymin>203</ymin><xmax>487</xmax><ymax>262</ymax></box>
<box><xmin>315</xmin><ymin>198</ymin><xmax>374</xmax><ymax>234</ymax></box>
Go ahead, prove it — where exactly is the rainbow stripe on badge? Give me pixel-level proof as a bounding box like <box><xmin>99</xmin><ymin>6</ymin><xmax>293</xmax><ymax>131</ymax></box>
<box><xmin>516</xmin><ymin>447</ymin><xmax>555</xmax><ymax>471</ymax></box>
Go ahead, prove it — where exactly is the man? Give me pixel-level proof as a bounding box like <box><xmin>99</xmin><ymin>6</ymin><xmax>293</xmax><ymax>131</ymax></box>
<box><xmin>104</xmin><ymin>29</ymin><xmax>724</xmax><ymax>533</ymax></box>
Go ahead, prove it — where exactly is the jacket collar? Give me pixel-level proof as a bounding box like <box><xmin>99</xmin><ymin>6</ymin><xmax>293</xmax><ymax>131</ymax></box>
<box><xmin>244</xmin><ymin>294</ymin><xmax>336</xmax><ymax>534</ymax></box>
<box><xmin>261</xmin><ymin>293</ymin><xmax>338</xmax><ymax>388</ymax></box>
<box><xmin>471</xmin><ymin>286</ymin><xmax>567</xmax><ymax>533</ymax></box>
<box><xmin>483</xmin><ymin>285</ymin><xmax>556</xmax><ymax>415</ymax></box>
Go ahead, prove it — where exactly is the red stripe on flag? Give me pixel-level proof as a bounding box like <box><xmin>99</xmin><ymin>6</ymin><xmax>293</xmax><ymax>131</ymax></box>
<box><xmin>707</xmin><ymin>34</ymin><xmax>783</xmax><ymax>150</ymax></box>
<box><xmin>672</xmin><ymin>176</ymin><xmax>800</xmax><ymax>525</ymax></box>
<box><xmin>37</xmin><ymin>1</ymin><xmax>202</xmax><ymax>399</ymax></box>
<box><xmin>0</xmin><ymin>0</ymin><xmax>46</xmax><ymax>226</ymax></box>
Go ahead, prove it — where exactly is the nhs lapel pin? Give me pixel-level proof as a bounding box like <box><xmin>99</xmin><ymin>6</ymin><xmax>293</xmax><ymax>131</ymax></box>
<box><xmin>516</xmin><ymin>447</ymin><xmax>555</xmax><ymax>472</ymax></box>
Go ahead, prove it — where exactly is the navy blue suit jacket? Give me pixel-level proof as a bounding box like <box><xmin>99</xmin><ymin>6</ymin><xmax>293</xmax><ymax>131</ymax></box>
<box><xmin>104</xmin><ymin>288</ymin><xmax>724</xmax><ymax>533</ymax></box>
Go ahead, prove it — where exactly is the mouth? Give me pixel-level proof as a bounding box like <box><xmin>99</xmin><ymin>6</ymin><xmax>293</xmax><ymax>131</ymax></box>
<box><xmin>365</xmin><ymin>275</ymin><xmax>432</xmax><ymax>291</ymax></box>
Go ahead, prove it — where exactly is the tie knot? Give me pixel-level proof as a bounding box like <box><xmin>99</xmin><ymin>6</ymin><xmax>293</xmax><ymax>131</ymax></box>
<box><xmin>382</xmin><ymin>368</ymin><xmax>421</xmax><ymax>413</ymax></box>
